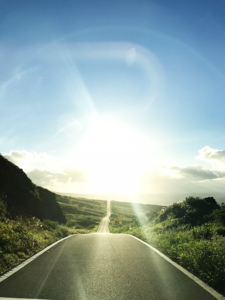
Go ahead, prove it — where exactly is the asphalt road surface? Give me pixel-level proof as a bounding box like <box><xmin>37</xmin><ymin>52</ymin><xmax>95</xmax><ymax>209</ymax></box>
<box><xmin>97</xmin><ymin>200</ymin><xmax>111</xmax><ymax>233</ymax></box>
<box><xmin>0</xmin><ymin>204</ymin><xmax>220</xmax><ymax>300</ymax></box>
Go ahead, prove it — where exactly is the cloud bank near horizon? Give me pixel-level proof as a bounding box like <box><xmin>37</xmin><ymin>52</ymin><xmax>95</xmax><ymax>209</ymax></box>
<box><xmin>4</xmin><ymin>150</ymin><xmax>89</xmax><ymax>190</ymax></box>
<box><xmin>3</xmin><ymin>146</ymin><xmax>225</xmax><ymax>196</ymax></box>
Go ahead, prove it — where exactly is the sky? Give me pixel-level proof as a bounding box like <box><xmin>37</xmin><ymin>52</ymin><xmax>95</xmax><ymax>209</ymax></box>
<box><xmin>1</xmin><ymin>0</ymin><xmax>225</xmax><ymax>205</ymax></box>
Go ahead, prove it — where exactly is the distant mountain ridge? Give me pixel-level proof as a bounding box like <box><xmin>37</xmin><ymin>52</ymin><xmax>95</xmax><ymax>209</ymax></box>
<box><xmin>0</xmin><ymin>154</ymin><xmax>65</xmax><ymax>223</ymax></box>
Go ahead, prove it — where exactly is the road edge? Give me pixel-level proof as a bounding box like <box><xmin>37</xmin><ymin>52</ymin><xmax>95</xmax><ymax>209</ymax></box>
<box><xmin>128</xmin><ymin>234</ymin><xmax>225</xmax><ymax>300</ymax></box>
<box><xmin>0</xmin><ymin>234</ymin><xmax>75</xmax><ymax>284</ymax></box>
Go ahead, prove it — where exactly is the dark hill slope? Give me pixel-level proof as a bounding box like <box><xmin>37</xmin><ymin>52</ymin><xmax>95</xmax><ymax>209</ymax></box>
<box><xmin>0</xmin><ymin>154</ymin><xmax>65</xmax><ymax>223</ymax></box>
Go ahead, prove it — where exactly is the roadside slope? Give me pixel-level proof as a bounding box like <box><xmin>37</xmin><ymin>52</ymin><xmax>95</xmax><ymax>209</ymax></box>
<box><xmin>0</xmin><ymin>154</ymin><xmax>65</xmax><ymax>223</ymax></box>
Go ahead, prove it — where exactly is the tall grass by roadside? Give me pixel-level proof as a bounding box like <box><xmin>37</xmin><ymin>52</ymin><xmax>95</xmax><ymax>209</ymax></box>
<box><xmin>109</xmin><ymin>197</ymin><xmax>225</xmax><ymax>296</ymax></box>
<box><xmin>0</xmin><ymin>197</ymin><xmax>102</xmax><ymax>275</ymax></box>
<box><xmin>1</xmin><ymin>217</ymin><xmax>66</xmax><ymax>274</ymax></box>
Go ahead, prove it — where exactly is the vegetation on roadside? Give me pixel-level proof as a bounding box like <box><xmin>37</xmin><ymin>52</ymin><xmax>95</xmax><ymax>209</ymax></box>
<box><xmin>0</xmin><ymin>195</ymin><xmax>107</xmax><ymax>275</ymax></box>
<box><xmin>109</xmin><ymin>197</ymin><xmax>225</xmax><ymax>295</ymax></box>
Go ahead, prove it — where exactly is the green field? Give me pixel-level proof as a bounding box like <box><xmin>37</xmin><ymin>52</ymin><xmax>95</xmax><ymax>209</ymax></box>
<box><xmin>109</xmin><ymin>200</ymin><xmax>164</xmax><ymax>232</ymax></box>
<box><xmin>56</xmin><ymin>195</ymin><xmax>107</xmax><ymax>230</ymax></box>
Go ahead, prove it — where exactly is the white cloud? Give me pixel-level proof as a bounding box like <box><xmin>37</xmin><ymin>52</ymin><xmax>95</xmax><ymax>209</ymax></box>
<box><xmin>3</xmin><ymin>147</ymin><xmax>225</xmax><ymax>196</ymax></box>
<box><xmin>138</xmin><ymin>164</ymin><xmax>225</xmax><ymax>196</ymax></box>
<box><xmin>4</xmin><ymin>150</ymin><xmax>64</xmax><ymax>172</ymax></box>
<box><xmin>137</xmin><ymin>147</ymin><xmax>225</xmax><ymax>195</ymax></box>
<box><xmin>154</xmin><ymin>146</ymin><xmax>225</xmax><ymax>182</ymax></box>
<box><xmin>3</xmin><ymin>150</ymin><xmax>89</xmax><ymax>189</ymax></box>
<box><xmin>197</xmin><ymin>146</ymin><xmax>225</xmax><ymax>169</ymax></box>
<box><xmin>168</xmin><ymin>165</ymin><xmax>225</xmax><ymax>181</ymax></box>
<box><xmin>4</xmin><ymin>150</ymin><xmax>28</xmax><ymax>162</ymax></box>
<box><xmin>27</xmin><ymin>168</ymin><xmax>89</xmax><ymax>186</ymax></box>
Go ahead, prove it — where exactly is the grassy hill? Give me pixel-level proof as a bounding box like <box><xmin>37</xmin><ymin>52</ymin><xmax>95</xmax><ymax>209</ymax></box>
<box><xmin>109</xmin><ymin>200</ymin><xmax>164</xmax><ymax>231</ymax></box>
<box><xmin>109</xmin><ymin>196</ymin><xmax>225</xmax><ymax>295</ymax></box>
<box><xmin>56</xmin><ymin>195</ymin><xmax>107</xmax><ymax>230</ymax></box>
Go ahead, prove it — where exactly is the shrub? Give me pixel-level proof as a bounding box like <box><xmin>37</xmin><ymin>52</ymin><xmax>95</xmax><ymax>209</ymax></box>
<box><xmin>66</xmin><ymin>219</ymin><xmax>76</xmax><ymax>227</ymax></box>
<box><xmin>41</xmin><ymin>220</ymin><xmax>58</xmax><ymax>231</ymax></box>
<box><xmin>158</xmin><ymin>197</ymin><xmax>220</xmax><ymax>226</ymax></box>
<box><xmin>55</xmin><ymin>226</ymin><xmax>69</xmax><ymax>238</ymax></box>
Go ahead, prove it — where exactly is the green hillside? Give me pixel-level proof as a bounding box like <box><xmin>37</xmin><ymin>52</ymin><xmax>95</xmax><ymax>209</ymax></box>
<box><xmin>109</xmin><ymin>200</ymin><xmax>164</xmax><ymax>230</ymax></box>
<box><xmin>109</xmin><ymin>196</ymin><xmax>225</xmax><ymax>295</ymax></box>
<box><xmin>56</xmin><ymin>195</ymin><xmax>107</xmax><ymax>229</ymax></box>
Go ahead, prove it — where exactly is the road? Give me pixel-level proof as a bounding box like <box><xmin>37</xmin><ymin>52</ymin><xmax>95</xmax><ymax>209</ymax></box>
<box><xmin>97</xmin><ymin>200</ymin><xmax>111</xmax><ymax>233</ymax></box>
<box><xmin>0</xmin><ymin>203</ymin><xmax>221</xmax><ymax>300</ymax></box>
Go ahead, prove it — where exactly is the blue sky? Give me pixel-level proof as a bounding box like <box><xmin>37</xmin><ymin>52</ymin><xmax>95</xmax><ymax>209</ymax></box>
<box><xmin>1</xmin><ymin>0</ymin><xmax>225</xmax><ymax>203</ymax></box>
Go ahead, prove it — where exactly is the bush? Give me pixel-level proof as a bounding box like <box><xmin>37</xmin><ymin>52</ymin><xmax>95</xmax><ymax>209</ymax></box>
<box><xmin>158</xmin><ymin>197</ymin><xmax>220</xmax><ymax>226</ymax></box>
<box><xmin>206</xmin><ymin>208</ymin><xmax>225</xmax><ymax>226</ymax></box>
<box><xmin>55</xmin><ymin>226</ymin><xmax>69</xmax><ymax>238</ymax></box>
<box><xmin>41</xmin><ymin>220</ymin><xmax>58</xmax><ymax>231</ymax></box>
<box><xmin>66</xmin><ymin>219</ymin><xmax>77</xmax><ymax>227</ymax></box>
<box><xmin>145</xmin><ymin>211</ymin><xmax>159</xmax><ymax>222</ymax></box>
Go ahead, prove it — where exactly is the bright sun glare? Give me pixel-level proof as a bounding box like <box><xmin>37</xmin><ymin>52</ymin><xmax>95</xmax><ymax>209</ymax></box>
<box><xmin>75</xmin><ymin>116</ymin><xmax>156</xmax><ymax>195</ymax></box>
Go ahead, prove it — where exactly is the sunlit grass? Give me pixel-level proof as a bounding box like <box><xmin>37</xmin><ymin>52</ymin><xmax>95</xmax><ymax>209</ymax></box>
<box><xmin>0</xmin><ymin>196</ymin><xmax>107</xmax><ymax>275</ymax></box>
<box><xmin>109</xmin><ymin>197</ymin><xmax>225</xmax><ymax>295</ymax></box>
<box><xmin>56</xmin><ymin>194</ymin><xmax>107</xmax><ymax>229</ymax></box>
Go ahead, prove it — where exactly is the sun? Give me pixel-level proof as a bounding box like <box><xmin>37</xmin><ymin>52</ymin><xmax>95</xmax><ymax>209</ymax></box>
<box><xmin>75</xmin><ymin>116</ymin><xmax>156</xmax><ymax>195</ymax></box>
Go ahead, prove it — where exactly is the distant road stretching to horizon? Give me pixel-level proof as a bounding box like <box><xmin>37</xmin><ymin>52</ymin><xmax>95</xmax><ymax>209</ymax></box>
<box><xmin>97</xmin><ymin>200</ymin><xmax>111</xmax><ymax>233</ymax></box>
<box><xmin>0</xmin><ymin>201</ymin><xmax>221</xmax><ymax>300</ymax></box>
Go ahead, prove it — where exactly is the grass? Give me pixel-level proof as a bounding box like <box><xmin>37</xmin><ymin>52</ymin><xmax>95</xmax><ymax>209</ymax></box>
<box><xmin>0</xmin><ymin>216</ymin><xmax>72</xmax><ymax>275</ymax></box>
<box><xmin>0</xmin><ymin>196</ymin><xmax>107</xmax><ymax>275</ymax></box>
<box><xmin>56</xmin><ymin>194</ymin><xmax>107</xmax><ymax>230</ymax></box>
<box><xmin>109</xmin><ymin>197</ymin><xmax>225</xmax><ymax>296</ymax></box>
<box><xmin>109</xmin><ymin>200</ymin><xmax>164</xmax><ymax>228</ymax></box>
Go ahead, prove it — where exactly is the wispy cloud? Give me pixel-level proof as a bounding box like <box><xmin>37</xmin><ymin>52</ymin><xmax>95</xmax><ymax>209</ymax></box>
<box><xmin>0</xmin><ymin>70</ymin><xmax>26</xmax><ymax>100</ymax></box>
<box><xmin>53</xmin><ymin>119</ymin><xmax>82</xmax><ymax>138</ymax></box>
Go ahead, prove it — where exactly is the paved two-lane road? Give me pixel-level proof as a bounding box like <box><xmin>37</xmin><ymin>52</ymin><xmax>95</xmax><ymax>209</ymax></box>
<box><xmin>0</xmin><ymin>201</ymin><xmax>221</xmax><ymax>300</ymax></box>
